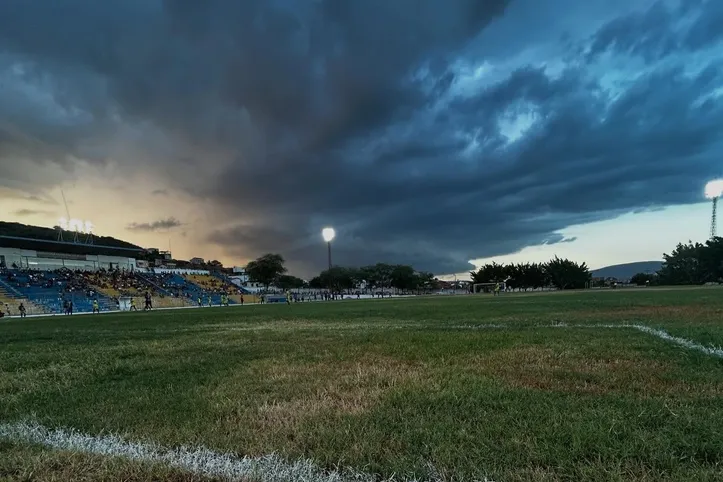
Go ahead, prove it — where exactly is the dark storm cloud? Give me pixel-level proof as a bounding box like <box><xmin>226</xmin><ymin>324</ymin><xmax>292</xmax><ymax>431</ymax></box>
<box><xmin>126</xmin><ymin>217</ymin><xmax>182</xmax><ymax>232</ymax></box>
<box><xmin>1</xmin><ymin>0</ymin><xmax>722</xmax><ymax>275</ymax></box>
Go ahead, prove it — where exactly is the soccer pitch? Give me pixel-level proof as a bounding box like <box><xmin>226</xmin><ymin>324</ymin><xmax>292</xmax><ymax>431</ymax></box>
<box><xmin>2</xmin><ymin>289</ymin><xmax>723</xmax><ymax>481</ymax></box>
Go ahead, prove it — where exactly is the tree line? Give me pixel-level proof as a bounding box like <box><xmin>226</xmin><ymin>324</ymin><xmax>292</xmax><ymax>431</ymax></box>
<box><xmin>308</xmin><ymin>264</ymin><xmax>436</xmax><ymax>292</ymax></box>
<box><xmin>245</xmin><ymin>252</ymin><xmax>595</xmax><ymax>292</ymax></box>
<box><xmin>470</xmin><ymin>256</ymin><xmax>592</xmax><ymax>291</ymax></box>
<box><xmin>244</xmin><ymin>253</ymin><xmax>439</xmax><ymax>292</ymax></box>
<box><xmin>631</xmin><ymin>237</ymin><xmax>723</xmax><ymax>286</ymax></box>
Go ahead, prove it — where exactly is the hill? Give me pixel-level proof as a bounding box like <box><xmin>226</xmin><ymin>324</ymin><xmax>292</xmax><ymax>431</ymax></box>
<box><xmin>592</xmin><ymin>261</ymin><xmax>663</xmax><ymax>280</ymax></box>
<box><xmin>0</xmin><ymin>221</ymin><xmax>142</xmax><ymax>250</ymax></box>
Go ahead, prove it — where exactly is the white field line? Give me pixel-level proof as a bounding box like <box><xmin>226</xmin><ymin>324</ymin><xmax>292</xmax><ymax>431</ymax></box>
<box><xmin>629</xmin><ymin>324</ymin><xmax>723</xmax><ymax>358</ymax></box>
<box><xmin>0</xmin><ymin>421</ymin><xmax>475</xmax><ymax>482</ymax></box>
<box><xmin>547</xmin><ymin>323</ymin><xmax>723</xmax><ymax>358</ymax></box>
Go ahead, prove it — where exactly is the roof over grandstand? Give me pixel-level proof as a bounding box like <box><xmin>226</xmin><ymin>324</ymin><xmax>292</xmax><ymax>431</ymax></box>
<box><xmin>0</xmin><ymin>235</ymin><xmax>144</xmax><ymax>258</ymax></box>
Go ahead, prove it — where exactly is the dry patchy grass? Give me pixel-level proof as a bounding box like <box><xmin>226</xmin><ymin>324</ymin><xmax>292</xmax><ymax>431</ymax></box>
<box><xmin>209</xmin><ymin>355</ymin><xmax>428</xmax><ymax>454</ymax></box>
<box><xmin>466</xmin><ymin>345</ymin><xmax>723</xmax><ymax>396</ymax></box>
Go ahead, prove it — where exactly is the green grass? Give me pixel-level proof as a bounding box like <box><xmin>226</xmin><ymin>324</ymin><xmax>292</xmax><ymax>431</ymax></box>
<box><xmin>1</xmin><ymin>288</ymin><xmax>723</xmax><ymax>481</ymax></box>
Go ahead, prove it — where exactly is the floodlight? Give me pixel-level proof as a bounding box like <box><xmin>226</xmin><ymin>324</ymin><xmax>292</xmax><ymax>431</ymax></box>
<box><xmin>705</xmin><ymin>179</ymin><xmax>723</xmax><ymax>199</ymax></box>
<box><xmin>322</xmin><ymin>227</ymin><xmax>336</xmax><ymax>242</ymax></box>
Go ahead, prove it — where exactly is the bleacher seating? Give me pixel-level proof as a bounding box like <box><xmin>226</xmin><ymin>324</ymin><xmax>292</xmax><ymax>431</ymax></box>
<box><xmin>168</xmin><ymin>274</ymin><xmax>228</xmax><ymax>305</ymax></box>
<box><xmin>211</xmin><ymin>271</ymin><xmax>251</xmax><ymax>294</ymax></box>
<box><xmin>184</xmin><ymin>274</ymin><xmax>250</xmax><ymax>304</ymax></box>
<box><xmin>0</xmin><ymin>293</ymin><xmax>46</xmax><ymax>316</ymax></box>
<box><xmin>0</xmin><ymin>267</ymin><xmax>259</xmax><ymax>315</ymax></box>
<box><xmin>1</xmin><ymin>269</ymin><xmax>115</xmax><ymax>314</ymax></box>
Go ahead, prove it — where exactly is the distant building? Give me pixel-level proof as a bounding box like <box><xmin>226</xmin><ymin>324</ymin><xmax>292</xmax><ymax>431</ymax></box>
<box><xmin>232</xmin><ymin>267</ymin><xmax>249</xmax><ymax>283</ymax></box>
<box><xmin>190</xmin><ymin>257</ymin><xmax>204</xmax><ymax>265</ymax></box>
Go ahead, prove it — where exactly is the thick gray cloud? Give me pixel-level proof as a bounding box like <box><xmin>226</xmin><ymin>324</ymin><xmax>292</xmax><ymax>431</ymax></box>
<box><xmin>126</xmin><ymin>217</ymin><xmax>182</xmax><ymax>232</ymax></box>
<box><xmin>1</xmin><ymin>0</ymin><xmax>722</xmax><ymax>275</ymax></box>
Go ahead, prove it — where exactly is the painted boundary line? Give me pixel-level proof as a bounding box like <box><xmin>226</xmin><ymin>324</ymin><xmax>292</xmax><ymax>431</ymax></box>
<box><xmin>451</xmin><ymin>323</ymin><xmax>723</xmax><ymax>359</ymax></box>
<box><xmin>0</xmin><ymin>421</ymin><xmax>451</xmax><ymax>482</ymax></box>
<box><xmin>556</xmin><ymin>323</ymin><xmax>723</xmax><ymax>358</ymax></box>
<box><xmin>629</xmin><ymin>324</ymin><xmax>723</xmax><ymax>358</ymax></box>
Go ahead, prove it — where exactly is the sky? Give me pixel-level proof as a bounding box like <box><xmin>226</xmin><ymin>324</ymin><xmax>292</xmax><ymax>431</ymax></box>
<box><xmin>1</xmin><ymin>0</ymin><xmax>722</xmax><ymax>278</ymax></box>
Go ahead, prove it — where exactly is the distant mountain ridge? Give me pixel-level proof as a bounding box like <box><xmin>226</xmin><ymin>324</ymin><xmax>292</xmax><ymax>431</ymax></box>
<box><xmin>592</xmin><ymin>261</ymin><xmax>663</xmax><ymax>280</ymax></box>
<box><xmin>0</xmin><ymin>221</ymin><xmax>142</xmax><ymax>250</ymax></box>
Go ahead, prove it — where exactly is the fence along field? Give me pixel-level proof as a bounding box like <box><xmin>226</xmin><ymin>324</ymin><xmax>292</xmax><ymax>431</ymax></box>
<box><xmin>1</xmin><ymin>288</ymin><xmax>723</xmax><ymax>481</ymax></box>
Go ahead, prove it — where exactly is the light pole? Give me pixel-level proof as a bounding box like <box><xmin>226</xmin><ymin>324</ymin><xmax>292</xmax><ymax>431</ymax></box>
<box><xmin>705</xmin><ymin>180</ymin><xmax>723</xmax><ymax>239</ymax></box>
<box><xmin>322</xmin><ymin>227</ymin><xmax>335</xmax><ymax>297</ymax></box>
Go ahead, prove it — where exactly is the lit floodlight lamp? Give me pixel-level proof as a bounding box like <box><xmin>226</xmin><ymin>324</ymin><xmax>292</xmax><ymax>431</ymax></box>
<box><xmin>322</xmin><ymin>227</ymin><xmax>336</xmax><ymax>243</ymax></box>
<box><xmin>705</xmin><ymin>179</ymin><xmax>723</xmax><ymax>199</ymax></box>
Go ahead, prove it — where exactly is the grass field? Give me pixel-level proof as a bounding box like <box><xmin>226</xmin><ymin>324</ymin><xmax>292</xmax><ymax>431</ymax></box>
<box><xmin>2</xmin><ymin>288</ymin><xmax>723</xmax><ymax>481</ymax></box>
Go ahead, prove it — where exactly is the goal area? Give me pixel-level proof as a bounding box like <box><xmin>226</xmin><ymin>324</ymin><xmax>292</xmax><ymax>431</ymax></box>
<box><xmin>472</xmin><ymin>282</ymin><xmax>505</xmax><ymax>294</ymax></box>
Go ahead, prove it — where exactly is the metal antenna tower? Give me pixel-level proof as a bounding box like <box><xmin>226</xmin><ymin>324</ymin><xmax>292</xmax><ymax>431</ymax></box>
<box><xmin>712</xmin><ymin>196</ymin><xmax>718</xmax><ymax>239</ymax></box>
<box><xmin>61</xmin><ymin>190</ymin><xmax>80</xmax><ymax>243</ymax></box>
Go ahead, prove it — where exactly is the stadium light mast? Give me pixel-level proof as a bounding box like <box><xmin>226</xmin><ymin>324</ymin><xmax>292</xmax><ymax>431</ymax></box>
<box><xmin>705</xmin><ymin>180</ymin><xmax>723</xmax><ymax>239</ymax></box>
<box><xmin>321</xmin><ymin>227</ymin><xmax>335</xmax><ymax>271</ymax></box>
<box><xmin>322</xmin><ymin>227</ymin><xmax>336</xmax><ymax>299</ymax></box>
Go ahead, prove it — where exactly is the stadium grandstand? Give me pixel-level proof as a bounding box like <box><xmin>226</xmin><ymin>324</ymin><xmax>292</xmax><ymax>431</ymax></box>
<box><xmin>0</xmin><ymin>223</ymin><xmax>251</xmax><ymax>316</ymax></box>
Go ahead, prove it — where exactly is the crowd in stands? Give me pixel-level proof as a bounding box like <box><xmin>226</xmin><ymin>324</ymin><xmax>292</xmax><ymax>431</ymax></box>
<box><xmin>2</xmin><ymin>267</ymin><xmax>107</xmax><ymax>299</ymax></box>
<box><xmin>1</xmin><ymin>268</ymin><xmax>224</xmax><ymax>301</ymax></box>
<box><xmin>184</xmin><ymin>274</ymin><xmax>243</xmax><ymax>296</ymax></box>
<box><xmin>83</xmin><ymin>269</ymin><xmax>157</xmax><ymax>297</ymax></box>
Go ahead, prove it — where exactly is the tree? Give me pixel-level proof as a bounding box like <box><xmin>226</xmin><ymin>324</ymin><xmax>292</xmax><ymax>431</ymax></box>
<box><xmin>276</xmin><ymin>274</ymin><xmax>306</xmax><ymax>291</ymax></box>
<box><xmin>208</xmin><ymin>260</ymin><xmax>223</xmax><ymax>270</ymax></box>
<box><xmin>390</xmin><ymin>264</ymin><xmax>418</xmax><ymax>291</ymax></box>
<box><xmin>504</xmin><ymin>263</ymin><xmax>526</xmax><ymax>291</ymax></box>
<box><xmin>416</xmin><ymin>271</ymin><xmax>437</xmax><ymax>292</ymax></box>
<box><xmin>657</xmin><ymin>237</ymin><xmax>723</xmax><ymax>285</ymax></box>
<box><xmin>527</xmin><ymin>263</ymin><xmax>548</xmax><ymax>290</ymax></box>
<box><xmin>698</xmin><ymin>237</ymin><xmax>723</xmax><ymax>283</ymax></box>
<box><xmin>318</xmin><ymin>266</ymin><xmax>358</xmax><ymax>292</ymax></box>
<box><xmin>360</xmin><ymin>263</ymin><xmax>394</xmax><ymax>290</ymax></box>
<box><xmin>657</xmin><ymin>242</ymin><xmax>707</xmax><ymax>285</ymax></box>
<box><xmin>245</xmin><ymin>254</ymin><xmax>287</xmax><ymax>290</ymax></box>
<box><xmin>544</xmin><ymin>257</ymin><xmax>591</xmax><ymax>290</ymax></box>
<box><xmin>470</xmin><ymin>262</ymin><xmax>507</xmax><ymax>285</ymax></box>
